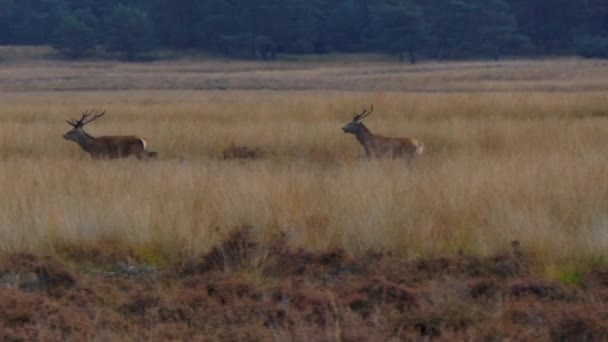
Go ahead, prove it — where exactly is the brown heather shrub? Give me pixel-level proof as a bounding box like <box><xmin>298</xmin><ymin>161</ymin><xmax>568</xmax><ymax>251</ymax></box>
<box><xmin>547</xmin><ymin>305</ymin><xmax>608</xmax><ymax>341</ymax></box>
<box><xmin>0</xmin><ymin>287</ymin><xmax>96</xmax><ymax>340</ymax></box>
<box><xmin>468</xmin><ymin>277</ymin><xmax>500</xmax><ymax>299</ymax></box>
<box><xmin>590</xmin><ymin>265</ymin><xmax>608</xmax><ymax>288</ymax></box>
<box><xmin>178</xmin><ymin>226</ymin><xmax>260</xmax><ymax>274</ymax></box>
<box><xmin>0</xmin><ymin>289</ymin><xmax>45</xmax><ymax>326</ymax></box>
<box><xmin>0</xmin><ymin>230</ymin><xmax>607</xmax><ymax>339</ymax></box>
<box><xmin>346</xmin><ymin>277</ymin><xmax>418</xmax><ymax>317</ymax></box>
<box><xmin>508</xmin><ymin>279</ymin><xmax>567</xmax><ymax>300</ymax></box>
<box><xmin>222</xmin><ymin>144</ymin><xmax>263</xmax><ymax>160</ymax></box>
<box><xmin>0</xmin><ymin>253</ymin><xmax>77</xmax><ymax>295</ymax></box>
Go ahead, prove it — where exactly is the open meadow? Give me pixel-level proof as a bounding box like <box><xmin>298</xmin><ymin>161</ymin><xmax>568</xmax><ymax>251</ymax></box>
<box><xmin>2</xmin><ymin>48</ymin><xmax>608</xmax><ymax>339</ymax></box>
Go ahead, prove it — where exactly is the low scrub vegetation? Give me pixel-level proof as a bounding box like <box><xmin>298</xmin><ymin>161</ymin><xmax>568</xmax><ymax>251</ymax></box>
<box><xmin>1</xmin><ymin>228</ymin><xmax>608</xmax><ymax>339</ymax></box>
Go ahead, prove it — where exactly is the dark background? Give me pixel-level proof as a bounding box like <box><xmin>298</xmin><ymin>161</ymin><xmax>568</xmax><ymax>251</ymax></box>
<box><xmin>1</xmin><ymin>0</ymin><xmax>607</xmax><ymax>61</ymax></box>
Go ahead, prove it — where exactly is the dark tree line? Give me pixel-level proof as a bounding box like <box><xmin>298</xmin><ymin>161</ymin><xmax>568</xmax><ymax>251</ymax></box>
<box><xmin>0</xmin><ymin>0</ymin><xmax>607</xmax><ymax>61</ymax></box>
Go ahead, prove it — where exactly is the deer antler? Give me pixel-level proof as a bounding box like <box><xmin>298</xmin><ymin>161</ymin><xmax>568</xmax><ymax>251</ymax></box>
<box><xmin>66</xmin><ymin>118</ymin><xmax>79</xmax><ymax>127</ymax></box>
<box><xmin>66</xmin><ymin>110</ymin><xmax>106</xmax><ymax>128</ymax></box>
<box><xmin>353</xmin><ymin>105</ymin><xmax>374</xmax><ymax>122</ymax></box>
<box><xmin>81</xmin><ymin>110</ymin><xmax>105</xmax><ymax>126</ymax></box>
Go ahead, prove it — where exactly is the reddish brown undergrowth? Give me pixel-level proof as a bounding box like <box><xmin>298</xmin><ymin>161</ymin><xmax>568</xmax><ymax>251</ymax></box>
<box><xmin>1</xmin><ymin>227</ymin><xmax>608</xmax><ymax>340</ymax></box>
<box><xmin>222</xmin><ymin>145</ymin><xmax>263</xmax><ymax>160</ymax></box>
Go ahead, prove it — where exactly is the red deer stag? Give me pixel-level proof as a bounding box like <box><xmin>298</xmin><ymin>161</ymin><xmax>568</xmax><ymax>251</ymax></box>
<box><xmin>342</xmin><ymin>105</ymin><xmax>424</xmax><ymax>158</ymax></box>
<box><xmin>63</xmin><ymin>110</ymin><xmax>158</xmax><ymax>159</ymax></box>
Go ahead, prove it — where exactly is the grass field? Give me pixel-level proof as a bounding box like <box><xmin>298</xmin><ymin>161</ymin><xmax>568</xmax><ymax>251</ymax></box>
<box><xmin>2</xmin><ymin>52</ymin><xmax>608</xmax><ymax>269</ymax></box>
<box><xmin>2</xmin><ymin>48</ymin><xmax>608</xmax><ymax>339</ymax></box>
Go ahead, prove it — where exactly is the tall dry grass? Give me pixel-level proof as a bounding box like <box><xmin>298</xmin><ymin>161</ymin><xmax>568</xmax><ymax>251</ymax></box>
<box><xmin>1</xmin><ymin>55</ymin><xmax>608</xmax><ymax>274</ymax></box>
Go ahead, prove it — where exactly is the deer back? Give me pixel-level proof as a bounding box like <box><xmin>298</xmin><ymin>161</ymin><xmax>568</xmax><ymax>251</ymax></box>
<box><xmin>87</xmin><ymin>135</ymin><xmax>147</xmax><ymax>158</ymax></box>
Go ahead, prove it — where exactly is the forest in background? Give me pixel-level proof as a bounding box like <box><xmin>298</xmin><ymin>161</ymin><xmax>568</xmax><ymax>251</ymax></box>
<box><xmin>0</xmin><ymin>0</ymin><xmax>607</xmax><ymax>62</ymax></box>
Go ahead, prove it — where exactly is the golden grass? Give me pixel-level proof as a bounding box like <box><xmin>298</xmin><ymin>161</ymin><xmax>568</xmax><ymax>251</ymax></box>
<box><xmin>2</xmin><ymin>52</ymin><xmax>608</xmax><ymax>274</ymax></box>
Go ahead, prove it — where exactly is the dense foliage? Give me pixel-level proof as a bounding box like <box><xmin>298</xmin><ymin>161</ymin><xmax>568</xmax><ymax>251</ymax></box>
<box><xmin>0</xmin><ymin>0</ymin><xmax>607</xmax><ymax>61</ymax></box>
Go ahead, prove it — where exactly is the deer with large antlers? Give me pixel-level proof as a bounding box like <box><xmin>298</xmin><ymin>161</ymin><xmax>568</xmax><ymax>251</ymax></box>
<box><xmin>63</xmin><ymin>110</ymin><xmax>158</xmax><ymax>159</ymax></box>
<box><xmin>342</xmin><ymin>105</ymin><xmax>424</xmax><ymax>158</ymax></box>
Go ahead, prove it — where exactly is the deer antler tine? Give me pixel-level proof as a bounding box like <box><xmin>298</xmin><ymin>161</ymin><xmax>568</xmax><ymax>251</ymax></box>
<box><xmin>92</xmin><ymin>110</ymin><xmax>105</xmax><ymax>120</ymax></box>
<box><xmin>359</xmin><ymin>105</ymin><xmax>374</xmax><ymax>120</ymax></box>
<box><xmin>82</xmin><ymin>110</ymin><xmax>106</xmax><ymax>126</ymax></box>
<box><xmin>83</xmin><ymin>108</ymin><xmax>99</xmax><ymax>117</ymax></box>
<box><xmin>79</xmin><ymin>111</ymin><xmax>90</xmax><ymax>122</ymax></box>
<box><xmin>353</xmin><ymin>105</ymin><xmax>372</xmax><ymax>121</ymax></box>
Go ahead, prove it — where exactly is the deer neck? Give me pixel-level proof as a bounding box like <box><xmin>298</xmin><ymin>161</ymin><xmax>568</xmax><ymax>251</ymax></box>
<box><xmin>73</xmin><ymin>130</ymin><xmax>97</xmax><ymax>152</ymax></box>
<box><xmin>355</xmin><ymin>125</ymin><xmax>374</xmax><ymax>146</ymax></box>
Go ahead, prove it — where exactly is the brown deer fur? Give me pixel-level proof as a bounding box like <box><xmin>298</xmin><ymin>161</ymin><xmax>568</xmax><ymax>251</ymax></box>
<box><xmin>342</xmin><ymin>106</ymin><xmax>424</xmax><ymax>158</ymax></box>
<box><xmin>63</xmin><ymin>110</ymin><xmax>157</xmax><ymax>159</ymax></box>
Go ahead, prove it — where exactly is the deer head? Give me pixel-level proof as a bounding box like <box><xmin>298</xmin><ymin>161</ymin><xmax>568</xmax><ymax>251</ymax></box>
<box><xmin>342</xmin><ymin>105</ymin><xmax>373</xmax><ymax>134</ymax></box>
<box><xmin>63</xmin><ymin>110</ymin><xmax>105</xmax><ymax>141</ymax></box>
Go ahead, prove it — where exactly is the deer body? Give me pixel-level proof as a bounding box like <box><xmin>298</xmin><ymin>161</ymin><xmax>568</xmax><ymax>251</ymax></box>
<box><xmin>63</xmin><ymin>110</ymin><xmax>158</xmax><ymax>159</ymax></box>
<box><xmin>343</xmin><ymin>106</ymin><xmax>424</xmax><ymax>158</ymax></box>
